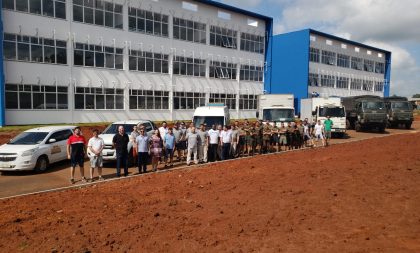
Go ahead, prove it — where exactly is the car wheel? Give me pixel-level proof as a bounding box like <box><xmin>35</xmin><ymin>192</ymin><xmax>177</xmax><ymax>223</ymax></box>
<box><xmin>34</xmin><ymin>156</ymin><xmax>49</xmax><ymax>173</ymax></box>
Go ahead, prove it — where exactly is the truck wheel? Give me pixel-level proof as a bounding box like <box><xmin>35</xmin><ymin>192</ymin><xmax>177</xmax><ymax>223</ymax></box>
<box><xmin>378</xmin><ymin>126</ymin><xmax>386</xmax><ymax>133</ymax></box>
<box><xmin>346</xmin><ymin>120</ymin><xmax>352</xmax><ymax>130</ymax></box>
<box><xmin>34</xmin><ymin>156</ymin><xmax>49</xmax><ymax>173</ymax></box>
<box><xmin>355</xmin><ymin>123</ymin><xmax>362</xmax><ymax>132</ymax></box>
<box><xmin>405</xmin><ymin>123</ymin><xmax>412</xmax><ymax>130</ymax></box>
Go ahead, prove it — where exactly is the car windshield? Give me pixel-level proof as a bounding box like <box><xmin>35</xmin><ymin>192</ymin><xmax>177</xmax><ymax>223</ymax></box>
<box><xmin>193</xmin><ymin>116</ymin><xmax>224</xmax><ymax>128</ymax></box>
<box><xmin>319</xmin><ymin>107</ymin><xmax>345</xmax><ymax>117</ymax></box>
<box><xmin>263</xmin><ymin>109</ymin><xmax>294</xmax><ymax>121</ymax></box>
<box><xmin>362</xmin><ymin>101</ymin><xmax>385</xmax><ymax>110</ymax></box>
<box><xmin>391</xmin><ymin>102</ymin><xmax>410</xmax><ymax>110</ymax></box>
<box><xmin>9</xmin><ymin>132</ymin><xmax>49</xmax><ymax>145</ymax></box>
<box><xmin>102</xmin><ymin>124</ymin><xmax>136</xmax><ymax>135</ymax></box>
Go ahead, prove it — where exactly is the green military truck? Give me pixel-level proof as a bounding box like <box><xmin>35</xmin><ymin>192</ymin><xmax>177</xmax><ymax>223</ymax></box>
<box><xmin>384</xmin><ymin>96</ymin><xmax>413</xmax><ymax>129</ymax></box>
<box><xmin>342</xmin><ymin>95</ymin><xmax>387</xmax><ymax>132</ymax></box>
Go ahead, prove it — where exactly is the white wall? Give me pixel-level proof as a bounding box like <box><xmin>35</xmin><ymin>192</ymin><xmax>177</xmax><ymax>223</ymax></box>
<box><xmin>2</xmin><ymin>0</ymin><xmax>266</xmax><ymax>125</ymax></box>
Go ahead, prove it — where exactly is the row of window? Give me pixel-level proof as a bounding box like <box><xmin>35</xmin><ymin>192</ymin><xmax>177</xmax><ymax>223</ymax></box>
<box><xmin>5</xmin><ymin>84</ymin><xmax>68</xmax><ymax>109</ymax></box>
<box><xmin>3</xmin><ymin>33</ymin><xmax>263</xmax><ymax>81</ymax></box>
<box><xmin>128</xmin><ymin>8</ymin><xmax>169</xmax><ymax>37</ymax></box>
<box><xmin>73</xmin><ymin>0</ymin><xmax>123</xmax><ymax>29</ymax></box>
<box><xmin>310</xmin><ymin>48</ymin><xmax>386</xmax><ymax>74</ymax></box>
<box><xmin>73</xmin><ymin>43</ymin><xmax>124</xmax><ymax>69</ymax></box>
<box><xmin>3</xmin><ymin>1</ymin><xmax>265</xmax><ymax>54</ymax></box>
<box><xmin>2</xmin><ymin>0</ymin><xmax>66</xmax><ymax>19</ymax></box>
<box><xmin>308</xmin><ymin>73</ymin><xmax>384</xmax><ymax>92</ymax></box>
<box><xmin>5</xmin><ymin>84</ymin><xmax>259</xmax><ymax>110</ymax></box>
<box><xmin>3</xmin><ymin>33</ymin><xmax>67</xmax><ymax>64</ymax></box>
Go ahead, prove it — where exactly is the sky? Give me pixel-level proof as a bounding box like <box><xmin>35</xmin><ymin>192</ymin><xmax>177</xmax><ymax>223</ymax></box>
<box><xmin>219</xmin><ymin>0</ymin><xmax>420</xmax><ymax>97</ymax></box>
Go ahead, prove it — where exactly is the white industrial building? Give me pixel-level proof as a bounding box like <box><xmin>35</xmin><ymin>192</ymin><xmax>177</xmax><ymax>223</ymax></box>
<box><xmin>1</xmin><ymin>0</ymin><xmax>272</xmax><ymax>125</ymax></box>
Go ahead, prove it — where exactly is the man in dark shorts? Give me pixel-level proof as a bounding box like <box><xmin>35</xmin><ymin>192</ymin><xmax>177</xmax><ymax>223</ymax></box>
<box><xmin>67</xmin><ymin>127</ymin><xmax>87</xmax><ymax>184</ymax></box>
<box><xmin>113</xmin><ymin>125</ymin><xmax>130</xmax><ymax>177</ymax></box>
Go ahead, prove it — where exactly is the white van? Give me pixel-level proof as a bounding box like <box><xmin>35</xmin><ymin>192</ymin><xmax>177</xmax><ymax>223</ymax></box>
<box><xmin>0</xmin><ymin>126</ymin><xmax>76</xmax><ymax>172</ymax></box>
<box><xmin>192</xmin><ymin>104</ymin><xmax>230</xmax><ymax>129</ymax></box>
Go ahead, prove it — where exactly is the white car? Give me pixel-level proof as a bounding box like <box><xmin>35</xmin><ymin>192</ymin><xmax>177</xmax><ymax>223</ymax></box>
<box><xmin>97</xmin><ymin>120</ymin><xmax>156</xmax><ymax>165</ymax></box>
<box><xmin>0</xmin><ymin>126</ymin><xmax>76</xmax><ymax>172</ymax></box>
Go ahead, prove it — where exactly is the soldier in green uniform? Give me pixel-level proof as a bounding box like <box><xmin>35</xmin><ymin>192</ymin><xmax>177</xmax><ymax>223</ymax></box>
<box><xmin>255</xmin><ymin>121</ymin><xmax>263</xmax><ymax>154</ymax></box>
<box><xmin>262</xmin><ymin>123</ymin><xmax>272</xmax><ymax>154</ymax></box>
<box><xmin>271</xmin><ymin>124</ymin><xmax>279</xmax><ymax>152</ymax></box>
<box><xmin>243</xmin><ymin>121</ymin><xmax>252</xmax><ymax>156</ymax></box>
<box><xmin>249</xmin><ymin>123</ymin><xmax>257</xmax><ymax>156</ymax></box>
<box><xmin>278</xmin><ymin>122</ymin><xmax>288</xmax><ymax>152</ymax></box>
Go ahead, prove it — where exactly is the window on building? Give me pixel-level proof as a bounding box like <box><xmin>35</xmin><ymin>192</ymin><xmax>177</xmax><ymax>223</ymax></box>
<box><xmin>321</xmin><ymin>50</ymin><xmax>336</xmax><ymax>65</ymax></box>
<box><xmin>363</xmin><ymin>80</ymin><xmax>373</xmax><ymax>91</ymax></box>
<box><xmin>375</xmin><ymin>62</ymin><xmax>385</xmax><ymax>74</ymax></box>
<box><xmin>173</xmin><ymin>17</ymin><xmax>206</xmax><ymax>44</ymax></box>
<box><xmin>3</xmin><ymin>0</ymin><xmax>66</xmax><ymax>19</ymax></box>
<box><xmin>73</xmin><ymin>0</ymin><xmax>122</xmax><ymax>29</ymax></box>
<box><xmin>5</xmin><ymin>83</ymin><xmax>68</xmax><ymax>109</ymax></box>
<box><xmin>337</xmin><ymin>54</ymin><xmax>350</xmax><ymax>68</ymax></box>
<box><xmin>320</xmin><ymin>74</ymin><xmax>335</xmax><ymax>88</ymax></box>
<box><xmin>336</xmin><ymin>76</ymin><xmax>349</xmax><ymax>89</ymax></box>
<box><xmin>350</xmin><ymin>78</ymin><xmax>362</xmax><ymax>90</ymax></box>
<box><xmin>364</xmin><ymin>59</ymin><xmax>374</xmax><ymax>72</ymax></box>
<box><xmin>374</xmin><ymin>81</ymin><xmax>384</xmax><ymax>92</ymax></box>
<box><xmin>240</xmin><ymin>64</ymin><xmax>263</xmax><ymax>82</ymax></box>
<box><xmin>128</xmin><ymin>8</ymin><xmax>169</xmax><ymax>37</ymax></box>
<box><xmin>3</xmin><ymin>33</ymin><xmax>67</xmax><ymax>64</ymax></box>
<box><xmin>240</xmin><ymin>32</ymin><xmax>264</xmax><ymax>54</ymax></box>
<box><xmin>209</xmin><ymin>61</ymin><xmax>237</xmax><ymax>80</ymax></box>
<box><xmin>74</xmin><ymin>87</ymin><xmax>124</xmax><ymax>110</ymax></box>
<box><xmin>173</xmin><ymin>92</ymin><xmax>205</xmax><ymax>110</ymax></box>
<box><xmin>210</xmin><ymin>26</ymin><xmax>237</xmax><ymax>49</ymax></box>
<box><xmin>239</xmin><ymin>94</ymin><xmax>258</xmax><ymax>110</ymax></box>
<box><xmin>209</xmin><ymin>93</ymin><xmax>236</xmax><ymax>109</ymax></box>
<box><xmin>129</xmin><ymin>50</ymin><xmax>169</xmax><ymax>74</ymax></box>
<box><xmin>173</xmin><ymin>56</ymin><xmax>206</xmax><ymax>77</ymax></box>
<box><xmin>308</xmin><ymin>73</ymin><xmax>319</xmax><ymax>86</ymax></box>
<box><xmin>351</xmin><ymin>57</ymin><xmax>363</xmax><ymax>70</ymax></box>
<box><xmin>309</xmin><ymin>47</ymin><xmax>320</xmax><ymax>63</ymax></box>
<box><xmin>129</xmin><ymin>89</ymin><xmax>169</xmax><ymax>110</ymax></box>
<box><xmin>73</xmin><ymin>43</ymin><xmax>123</xmax><ymax>69</ymax></box>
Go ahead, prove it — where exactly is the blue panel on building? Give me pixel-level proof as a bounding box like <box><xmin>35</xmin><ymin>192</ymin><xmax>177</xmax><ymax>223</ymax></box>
<box><xmin>0</xmin><ymin>7</ymin><xmax>5</xmax><ymax>127</ymax></box>
<box><xmin>265</xmin><ymin>29</ymin><xmax>310</xmax><ymax>113</ymax></box>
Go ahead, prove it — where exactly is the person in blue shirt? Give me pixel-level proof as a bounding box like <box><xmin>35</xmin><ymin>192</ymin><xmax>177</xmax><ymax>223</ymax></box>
<box><xmin>163</xmin><ymin>128</ymin><xmax>176</xmax><ymax>167</ymax></box>
<box><xmin>135</xmin><ymin>127</ymin><xmax>150</xmax><ymax>174</ymax></box>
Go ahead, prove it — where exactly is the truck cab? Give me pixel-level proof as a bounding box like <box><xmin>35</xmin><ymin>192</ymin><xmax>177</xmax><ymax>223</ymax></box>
<box><xmin>384</xmin><ymin>97</ymin><xmax>413</xmax><ymax>129</ymax></box>
<box><xmin>313</xmin><ymin>105</ymin><xmax>346</xmax><ymax>134</ymax></box>
<box><xmin>261</xmin><ymin>107</ymin><xmax>295</xmax><ymax>126</ymax></box>
<box><xmin>193</xmin><ymin>104</ymin><xmax>230</xmax><ymax>129</ymax></box>
<box><xmin>342</xmin><ymin>96</ymin><xmax>387</xmax><ymax>132</ymax></box>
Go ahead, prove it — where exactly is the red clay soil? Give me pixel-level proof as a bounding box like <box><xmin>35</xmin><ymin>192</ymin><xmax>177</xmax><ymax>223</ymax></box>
<box><xmin>1</xmin><ymin>132</ymin><xmax>420</xmax><ymax>252</ymax></box>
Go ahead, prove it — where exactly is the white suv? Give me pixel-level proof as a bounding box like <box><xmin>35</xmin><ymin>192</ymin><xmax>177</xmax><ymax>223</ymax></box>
<box><xmin>0</xmin><ymin>126</ymin><xmax>76</xmax><ymax>172</ymax></box>
<box><xmin>97</xmin><ymin>120</ymin><xmax>156</xmax><ymax>165</ymax></box>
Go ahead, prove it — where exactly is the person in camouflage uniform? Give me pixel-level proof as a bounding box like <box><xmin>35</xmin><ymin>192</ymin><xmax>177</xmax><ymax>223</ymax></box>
<box><xmin>270</xmin><ymin>124</ymin><xmax>279</xmax><ymax>152</ymax></box>
<box><xmin>262</xmin><ymin>123</ymin><xmax>272</xmax><ymax>154</ymax></box>
<box><xmin>255</xmin><ymin>121</ymin><xmax>264</xmax><ymax>154</ymax></box>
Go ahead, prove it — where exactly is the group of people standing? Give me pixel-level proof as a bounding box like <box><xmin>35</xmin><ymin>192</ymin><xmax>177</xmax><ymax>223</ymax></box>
<box><xmin>66</xmin><ymin>118</ymin><xmax>334</xmax><ymax>184</ymax></box>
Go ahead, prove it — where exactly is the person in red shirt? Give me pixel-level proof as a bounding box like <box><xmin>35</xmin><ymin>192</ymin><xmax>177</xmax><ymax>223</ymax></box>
<box><xmin>67</xmin><ymin>127</ymin><xmax>87</xmax><ymax>184</ymax></box>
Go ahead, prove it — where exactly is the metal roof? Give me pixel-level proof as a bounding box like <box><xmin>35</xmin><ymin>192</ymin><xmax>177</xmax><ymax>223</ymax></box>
<box><xmin>193</xmin><ymin>0</ymin><xmax>273</xmax><ymax>22</ymax></box>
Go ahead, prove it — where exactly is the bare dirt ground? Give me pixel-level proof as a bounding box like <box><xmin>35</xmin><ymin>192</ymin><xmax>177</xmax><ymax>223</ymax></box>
<box><xmin>0</xmin><ymin>129</ymin><xmax>420</xmax><ymax>252</ymax></box>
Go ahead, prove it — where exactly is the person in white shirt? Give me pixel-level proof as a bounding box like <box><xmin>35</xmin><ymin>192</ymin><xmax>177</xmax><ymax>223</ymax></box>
<box><xmin>87</xmin><ymin>129</ymin><xmax>105</xmax><ymax>181</ymax></box>
<box><xmin>314</xmin><ymin>120</ymin><xmax>325</xmax><ymax>147</ymax></box>
<box><xmin>197</xmin><ymin>124</ymin><xmax>209</xmax><ymax>163</ymax></box>
<box><xmin>158</xmin><ymin>122</ymin><xmax>168</xmax><ymax>162</ymax></box>
<box><xmin>220</xmin><ymin>125</ymin><xmax>233</xmax><ymax>160</ymax></box>
<box><xmin>185</xmin><ymin>127</ymin><xmax>201</xmax><ymax>165</ymax></box>
<box><xmin>208</xmin><ymin>124</ymin><xmax>220</xmax><ymax>162</ymax></box>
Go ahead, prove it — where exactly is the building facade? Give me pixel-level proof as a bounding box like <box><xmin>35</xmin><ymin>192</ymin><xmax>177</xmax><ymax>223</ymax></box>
<box><xmin>266</xmin><ymin>29</ymin><xmax>391</xmax><ymax>113</ymax></box>
<box><xmin>1</xmin><ymin>0</ymin><xmax>273</xmax><ymax>125</ymax></box>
